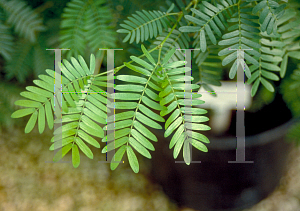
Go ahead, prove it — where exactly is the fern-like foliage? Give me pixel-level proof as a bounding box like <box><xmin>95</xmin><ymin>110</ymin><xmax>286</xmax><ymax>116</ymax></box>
<box><xmin>117</xmin><ymin>9</ymin><xmax>175</xmax><ymax>44</ymax></box>
<box><xmin>277</xmin><ymin>8</ymin><xmax>300</xmax><ymax>78</ymax></box>
<box><xmin>178</xmin><ymin>0</ymin><xmax>238</xmax><ymax>95</ymax></box>
<box><xmin>218</xmin><ymin>2</ymin><xmax>262</xmax><ymax>83</ymax></box>
<box><xmin>178</xmin><ymin>0</ymin><xmax>290</xmax><ymax>97</ymax></box>
<box><xmin>240</xmin><ymin>1</ymin><xmax>291</xmax><ymax>96</ymax></box>
<box><xmin>11</xmin><ymin>54</ymin><xmax>109</xmax><ymax>168</ymax></box>
<box><xmin>33</xmin><ymin>36</ymin><xmax>53</xmax><ymax>77</ymax></box>
<box><xmin>159</xmin><ymin>48</ymin><xmax>210</xmax><ymax>164</ymax></box>
<box><xmin>5</xmin><ymin>37</ymin><xmax>53</xmax><ymax>83</ymax></box>
<box><xmin>60</xmin><ymin>0</ymin><xmax>116</xmax><ymax>58</ymax></box>
<box><xmin>84</xmin><ymin>3</ymin><xmax>116</xmax><ymax>57</ymax></box>
<box><xmin>190</xmin><ymin>20</ymin><xmax>223</xmax><ymax>95</ymax></box>
<box><xmin>0</xmin><ymin>0</ymin><xmax>52</xmax><ymax>84</ymax></box>
<box><xmin>148</xmin><ymin>28</ymin><xmax>190</xmax><ymax>63</ymax></box>
<box><xmin>193</xmin><ymin>49</ymin><xmax>223</xmax><ymax>96</ymax></box>
<box><xmin>0</xmin><ymin>0</ymin><xmax>46</xmax><ymax>42</ymax></box>
<box><xmin>101</xmin><ymin>46</ymin><xmax>210</xmax><ymax>172</ymax></box>
<box><xmin>50</xmin><ymin>55</ymin><xmax>112</xmax><ymax>168</ymax></box>
<box><xmin>101</xmin><ymin>46</ymin><xmax>167</xmax><ymax>173</ymax></box>
<box><xmin>246</xmin><ymin>31</ymin><xmax>283</xmax><ymax>96</ymax></box>
<box><xmin>179</xmin><ymin>0</ymin><xmax>234</xmax><ymax>52</ymax></box>
<box><xmin>247</xmin><ymin>0</ymin><xmax>286</xmax><ymax>35</ymax></box>
<box><xmin>246</xmin><ymin>6</ymin><xmax>299</xmax><ymax>96</ymax></box>
<box><xmin>11</xmin><ymin>54</ymin><xmax>94</xmax><ymax>133</ymax></box>
<box><xmin>0</xmin><ymin>20</ymin><xmax>13</xmax><ymax>60</ymax></box>
<box><xmin>5</xmin><ymin>39</ymin><xmax>33</xmax><ymax>83</ymax></box>
<box><xmin>150</xmin><ymin>29</ymin><xmax>190</xmax><ymax>92</ymax></box>
<box><xmin>10</xmin><ymin>0</ymin><xmax>300</xmax><ymax>173</ymax></box>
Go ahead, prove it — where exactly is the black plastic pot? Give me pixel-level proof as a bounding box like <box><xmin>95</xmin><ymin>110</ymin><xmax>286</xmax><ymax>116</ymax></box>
<box><xmin>147</xmin><ymin>94</ymin><xmax>297</xmax><ymax>211</ymax></box>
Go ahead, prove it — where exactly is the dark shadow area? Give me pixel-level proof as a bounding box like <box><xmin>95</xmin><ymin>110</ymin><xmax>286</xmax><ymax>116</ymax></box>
<box><xmin>148</xmin><ymin>92</ymin><xmax>294</xmax><ymax>211</ymax></box>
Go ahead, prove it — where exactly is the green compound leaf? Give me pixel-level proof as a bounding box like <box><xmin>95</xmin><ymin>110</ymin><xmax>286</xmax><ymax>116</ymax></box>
<box><xmin>12</xmin><ymin>54</ymin><xmax>98</xmax><ymax>139</ymax></box>
<box><xmin>159</xmin><ymin>48</ymin><xmax>210</xmax><ymax>165</ymax></box>
<box><xmin>118</xmin><ymin>10</ymin><xmax>172</xmax><ymax>44</ymax></box>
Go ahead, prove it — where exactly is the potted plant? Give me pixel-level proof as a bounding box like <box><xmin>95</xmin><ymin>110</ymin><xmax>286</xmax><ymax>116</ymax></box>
<box><xmin>2</xmin><ymin>0</ymin><xmax>300</xmax><ymax>210</ymax></box>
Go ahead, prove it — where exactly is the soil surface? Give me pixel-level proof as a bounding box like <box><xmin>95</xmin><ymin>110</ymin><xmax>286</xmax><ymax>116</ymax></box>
<box><xmin>0</xmin><ymin>128</ymin><xmax>177</xmax><ymax>211</ymax></box>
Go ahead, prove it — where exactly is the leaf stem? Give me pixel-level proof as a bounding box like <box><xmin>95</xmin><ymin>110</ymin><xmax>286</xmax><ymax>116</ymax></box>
<box><xmin>161</xmin><ymin>12</ymin><xmax>184</xmax><ymax>48</ymax></box>
<box><xmin>94</xmin><ymin>12</ymin><xmax>184</xmax><ymax>77</ymax></box>
<box><xmin>34</xmin><ymin>1</ymin><xmax>54</xmax><ymax>13</ymax></box>
<box><xmin>185</xmin><ymin>0</ymin><xmax>198</xmax><ymax>10</ymax></box>
<box><xmin>157</xmin><ymin>12</ymin><xmax>184</xmax><ymax>65</ymax></box>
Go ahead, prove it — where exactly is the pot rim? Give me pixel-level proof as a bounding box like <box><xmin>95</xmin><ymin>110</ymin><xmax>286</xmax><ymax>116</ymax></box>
<box><xmin>206</xmin><ymin>116</ymin><xmax>300</xmax><ymax>150</ymax></box>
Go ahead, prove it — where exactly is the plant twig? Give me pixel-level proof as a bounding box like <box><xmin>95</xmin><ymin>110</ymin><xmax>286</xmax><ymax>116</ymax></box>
<box><xmin>94</xmin><ymin>12</ymin><xmax>184</xmax><ymax>77</ymax></box>
<box><xmin>34</xmin><ymin>1</ymin><xmax>54</xmax><ymax>13</ymax></box>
